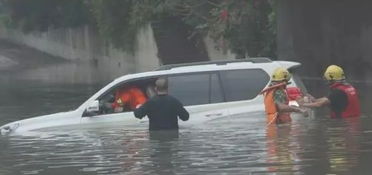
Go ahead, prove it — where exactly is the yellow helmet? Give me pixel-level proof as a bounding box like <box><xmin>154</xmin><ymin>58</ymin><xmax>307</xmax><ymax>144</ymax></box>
<box><xmin>324</xmin><ymin>65</ymin><xmax>345</xmax><ymax>81</ymax></box>
<box><xmin>271</xmin><ymin>67</ymin><xmax>291</xmax><ymax>82</ymax></box>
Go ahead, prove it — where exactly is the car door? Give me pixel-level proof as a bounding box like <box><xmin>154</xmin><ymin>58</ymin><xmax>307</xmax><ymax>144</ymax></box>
<box><xmin>218</xmin><ymin>69</ymin><xmax>270</xmax><ymax>117</ymax></box>
<box><xmin>167</xmin><ymin>72</ymin><xmax>230</xmax><ymax>126</ymax></box>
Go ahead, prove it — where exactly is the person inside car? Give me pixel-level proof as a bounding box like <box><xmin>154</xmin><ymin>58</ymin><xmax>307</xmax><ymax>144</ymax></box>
<box><xmin>111</xmin><ymin>85</ymin><xmax>148</xmax><ymax>112</ymax></box>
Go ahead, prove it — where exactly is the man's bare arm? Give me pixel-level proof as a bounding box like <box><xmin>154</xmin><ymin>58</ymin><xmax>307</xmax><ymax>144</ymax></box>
<box><xmin>277</xmin><ymin>103</ymin><xmax>305</xmax><ymax>113</ymax></box>
<box><xmin>301</xmin><ymin>97</ymin><xmax>330</xmax><ymax>108</ymax></box>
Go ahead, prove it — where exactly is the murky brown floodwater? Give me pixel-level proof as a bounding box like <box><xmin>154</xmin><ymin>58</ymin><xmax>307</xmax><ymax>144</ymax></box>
<box><xmin>1</xmin><ymin>61</ymin><xmax>372</xmax><ymax>175</ymax></box>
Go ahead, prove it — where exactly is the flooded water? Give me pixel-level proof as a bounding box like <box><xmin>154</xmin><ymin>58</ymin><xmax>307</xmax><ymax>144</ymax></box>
<box><xmin>1</xmin><ymin>61</ymin><xmax>372</xmax><ymax>174</ymax></box>
<box><xmin>0</xmin><ymin>69</ymin><xmax>103</xmax><ymax>126</ymax></box>
<box><xmin>1</xmin><ymin>114</ymin><xmax>372</xmax><ymax>175</ymax></box>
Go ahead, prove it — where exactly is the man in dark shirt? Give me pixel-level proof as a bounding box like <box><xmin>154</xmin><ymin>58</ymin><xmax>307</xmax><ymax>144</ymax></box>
<box><xmin>301</xmin><ymin>87</ymin><xmax>350</xmax><ymax>118</ymax></box>
<box><xmin>327</xmin><ymin>88</ymin><xmax>348</xmax><ymax>116</ymax></box>
<box><xmin>134</xmin><ymin>78</ymin><xmax>189</xmax><ymax>130</ymax></box>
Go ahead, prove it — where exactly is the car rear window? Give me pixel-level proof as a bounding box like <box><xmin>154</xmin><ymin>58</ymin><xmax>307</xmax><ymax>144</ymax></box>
<box><xmin>168</xmin><ymin>69</ymin><xmax>269</xmax><ymax>106</ymax></box>
<box><xmin>219</xmin><ymin>69</ymin><xmax>270</xmax><ymax>102</ymax></box>
<box><xmin>168</xmin><ymin>73</ymin><xmax>224</xmax><ymax>106</ymax></box>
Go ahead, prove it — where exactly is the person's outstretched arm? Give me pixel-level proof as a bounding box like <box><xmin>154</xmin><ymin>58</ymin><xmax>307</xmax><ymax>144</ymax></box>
<box><xmin>301</xmin><ymin>97</ymin><xmax>330</xmax><ymax>108</ymax></box>
<box><xmin>175</xmin><ymin>99</ymin><xmax>189</xmax><ymax>121</ymax></box>
<box><xmin>277</xmin><ymin>103</ymin><xmax>306</xmax><ymax>113</ymax></box>
<box><xmin>134</xmin><ymin>101</ymin><xmax>149</xmax><ymax>119</ymax></box>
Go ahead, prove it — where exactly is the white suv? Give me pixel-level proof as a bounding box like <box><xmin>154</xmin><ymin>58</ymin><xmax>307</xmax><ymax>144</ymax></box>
<box><xmin>0</xmin><ymin>58</ymin><xmax>306</xmax><ymax>135</ymax></box>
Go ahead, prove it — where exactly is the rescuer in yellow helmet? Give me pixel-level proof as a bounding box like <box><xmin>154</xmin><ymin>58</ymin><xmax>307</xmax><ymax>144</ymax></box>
<box><xmin>271</xmin><ymin>67</ymin><xmax>292</xmax><ymax>82</ymax></box>
<box><xmin>300</xmin><ymin>65</ymin><xmax>361</xmax><ymax>118</ymax></box>
<box><xmin>261</xmin><ymin>67</ymin><xmax>306</xmax><ymax>125</ymax></box>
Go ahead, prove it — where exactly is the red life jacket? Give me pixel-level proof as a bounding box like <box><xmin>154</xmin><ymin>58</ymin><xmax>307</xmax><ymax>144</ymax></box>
<box><xmin>330</xmin><ymin>82</ymin><xmax>361</xmax><ymax>118</ymax></box>
<box><xmin>112</xmin><ymin>87</ymin><xmax>147</xmax><ymax>110</ymax></box>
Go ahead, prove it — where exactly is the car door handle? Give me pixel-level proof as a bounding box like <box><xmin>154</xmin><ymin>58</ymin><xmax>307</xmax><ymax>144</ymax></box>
<box><xmin>205</xmin><ymin>113</ymin><xmax>223</xmax><ymax>117</ymax></box>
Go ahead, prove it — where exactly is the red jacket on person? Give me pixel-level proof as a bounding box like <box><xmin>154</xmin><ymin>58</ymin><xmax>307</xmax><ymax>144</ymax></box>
<box><xmin>330</xmin><ymin>83</ymin><xmax>361</xmax><ymax>118</ymax></box>
<box><xmin>112</xmin><ymin>86</ymin><xmax>147</xmax><ymax>110</ymax></box>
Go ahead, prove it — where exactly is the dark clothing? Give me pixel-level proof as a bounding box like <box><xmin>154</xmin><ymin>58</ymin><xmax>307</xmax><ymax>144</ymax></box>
<box><xmin>134</xmin><ymin>94</ymin><xmax>189</xmax><ymax>130</ymax></box>
<box><xmin>328</xmin><ymin>82</ymin><xmax>361</xmax><ymax>118</ymax></box>
<box><xmin>328</xmin><ymin>89</ymin><xmax>348</xmax><ymax>117</ymax></box>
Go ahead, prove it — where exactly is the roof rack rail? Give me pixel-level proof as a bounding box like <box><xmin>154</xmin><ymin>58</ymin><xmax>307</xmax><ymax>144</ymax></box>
<box><xmin>155</xmin><ymin>57</ymin><xmax>272</xmax><ymax>71</ymax></box>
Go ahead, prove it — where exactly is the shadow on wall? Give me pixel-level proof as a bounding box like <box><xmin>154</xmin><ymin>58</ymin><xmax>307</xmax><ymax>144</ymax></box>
<box><xmin>277</xmin><ymin>0</ymin><xmax>372</xmax><ymax>115</ymax></box>
<box><xmin>277</xmin><ymin>0</ymin><xmax>372</xmax><ymax>78</ymax></box>
<box><xmin>152</xmin><ymin>16</ymin><xmax>209</xmax><ymax>64</ymax></box>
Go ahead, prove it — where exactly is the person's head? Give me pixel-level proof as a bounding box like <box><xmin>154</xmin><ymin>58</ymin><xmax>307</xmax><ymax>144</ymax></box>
<box><xmin>155</xmin><ymin>77</ymin><xmax>168</xmax><ymax>95</ymax></box>
<box><xmin>323</xmin><ymin>65</ymin><xmax>345</xmax><ymax>84</ymax></box>
<box><xmin>271</xmin><ymin>67</ymin><xmax>291</xmax><ymax>84</ymax></box>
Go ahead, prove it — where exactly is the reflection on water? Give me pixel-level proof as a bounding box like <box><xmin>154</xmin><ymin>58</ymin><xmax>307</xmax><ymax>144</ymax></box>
<box><xmin>1</xmin><ymin>116</ymin><xmax>372</xmax><ymax>174</ymax></box>
<box><xmin>0</xmin><ymin>62</ymin><xmax>107</xmax><ymax>126</ymax></box>
<box><xmin>1</xmin><ymin>61</ymin><xmax>372</xmax><ymax>174</ymax></box>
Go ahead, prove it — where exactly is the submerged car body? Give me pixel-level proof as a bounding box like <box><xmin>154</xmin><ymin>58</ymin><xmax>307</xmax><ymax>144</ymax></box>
<box><xmin>0</xmin><ymin>58</ymin><xmax>307</xmax><ymax>135</ymax></box>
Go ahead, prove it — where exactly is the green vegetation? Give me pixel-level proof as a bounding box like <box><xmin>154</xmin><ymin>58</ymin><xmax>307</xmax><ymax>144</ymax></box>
<box><xmin>0</xmin><ymin>0</ymin><xmax>277</xmax><ymax>58</ymax></box>
<box><xmin>87</xmin><ymin>1</ymin><xmax>138</xmax><ymax>52</ymax></box>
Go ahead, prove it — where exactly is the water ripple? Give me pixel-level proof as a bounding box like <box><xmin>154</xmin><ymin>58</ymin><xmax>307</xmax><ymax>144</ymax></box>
<box><xmin>1</xmin><ymin>116</ymin><xmax>372</xmax><ymax>174</ymax></box>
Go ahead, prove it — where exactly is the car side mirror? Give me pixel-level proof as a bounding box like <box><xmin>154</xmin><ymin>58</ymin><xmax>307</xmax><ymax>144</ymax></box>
<box><xmin>82</xmin><ymin>100</ymin><xmax>100</xmax><ymax>117</ymax></box>
<box><xmin>87</xmin><ymin>100</ymin><xmax>100</xmax><ymax>113</ymax></box>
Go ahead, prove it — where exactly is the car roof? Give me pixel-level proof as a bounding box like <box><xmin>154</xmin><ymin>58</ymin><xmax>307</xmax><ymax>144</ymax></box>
<box><xmin>86</xmin><ymin>58</ymin><xmax>301</xmax><ymax>105</ymax></box>
<box><xmin>155</xmin><ymin>57</ymin><xmax>273</xmax><ymax>70</ymax></box>
<box><xmin>113</xmin><ymin>58</ymin><xmax>300</xmax><ymax>83</ymax></box>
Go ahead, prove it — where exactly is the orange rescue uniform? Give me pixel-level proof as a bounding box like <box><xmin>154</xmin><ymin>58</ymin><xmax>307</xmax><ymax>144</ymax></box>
<box><xmin>261</xmin><ymin>83</ymin><xmax>292</xmax><ymax>124</ymax></box>
<box><xmin>112</xmin><ymin>86</ymin><xmax>147</xmax><ymax>110</ymax></box>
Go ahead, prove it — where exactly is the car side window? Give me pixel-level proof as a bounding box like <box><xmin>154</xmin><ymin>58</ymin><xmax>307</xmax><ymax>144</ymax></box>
<box><xmin>168</xmin><ymin>73</ymin><xmax>224</xmax><ymax>106</ymax></box>
<box><xmin>95</xmin><ymin>79</ymin><xmax>154</xmax><ymax>115</ymax></box>
<box><xmin>169</xmin><ymin>74</ymin><xmax>209</xmax><ymax>106</ymax></box>
<box><xmin>210</xmin><ymin>73</ymin><xmax>224</xmax><ymax>103</ymax></box>
<box><xmin>219</xmin><ymin>69</ymin><xmax>269</xmax><ymax>102</ymax></box>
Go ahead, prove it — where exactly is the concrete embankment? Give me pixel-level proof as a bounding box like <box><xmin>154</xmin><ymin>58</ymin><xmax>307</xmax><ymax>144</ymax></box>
<box><xmin>0</xmin><ymin>40</ymin><xmax>67</xmax><ymax>72</ymax></box>
<box><xmin>0</xmin><ymin>25</ymin><xmax>233</xmax><ymax>80</ymax></box>
<box><xmin>0</xmin><ymin>25</ymin><xmax>160</xmax><ymax>77</ymax></box>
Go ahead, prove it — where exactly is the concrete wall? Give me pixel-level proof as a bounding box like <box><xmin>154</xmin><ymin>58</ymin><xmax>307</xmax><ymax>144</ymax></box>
<box><xmin>0</xmin><ymin>24</ymin><xmax>234</xmax><ymax>81</ymax></box>
<box><xmin>0</xmin><ymin>25</ymin><xmax>160</xmax><ymax>78</ymax></box>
